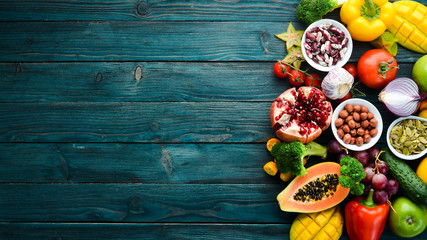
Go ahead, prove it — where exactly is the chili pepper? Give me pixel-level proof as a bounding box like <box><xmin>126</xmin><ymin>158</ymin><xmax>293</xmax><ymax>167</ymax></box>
<box><xmin>340</xmin><ymin>0</ymin><xmax>395</xmax><ymax>42</ymax></box>
<box><xmin>345</xmin><ymin>189</ymin><xmax>390</xmax><ymax>240</ymax></box>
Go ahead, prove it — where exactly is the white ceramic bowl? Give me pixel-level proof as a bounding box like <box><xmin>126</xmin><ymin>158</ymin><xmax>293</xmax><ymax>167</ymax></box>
<box><xmin>301</xmin><ymin>19</ymin><xmax>353</xmax><ymax>72</ymax></box>
<box><xmin>386</xmin><ymin>116</ymin><xmax>427</xmax><ymax>160</ymax></box>
<box><xmin>331</xmin><ymin>98</ymin><xmax>383</xmax><ymax>151</ymax></box>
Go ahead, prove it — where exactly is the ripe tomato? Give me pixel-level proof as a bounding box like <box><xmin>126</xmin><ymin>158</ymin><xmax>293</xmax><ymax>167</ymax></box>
<box><xmin>273</xmin><ymin>61</ymin><xmax>291</xmax><ymax>79</ymax></box>
<box><xmin>357</xmin><ymin>49</ymin><xmax>398</xmax><ymax>89</ymax></box>
<box><xmin>304</xmin><ymin>73</ymin><xmax>322</xmax><ymax>88</ymax></box>
<box><xmin>289</xmin><ymin>69</ymin><xmax>305</xmax><ymax>86</ymax></box>
<box><xmin>343</xmin><ymin>64</ymin><xmax>357</xmax><ymax>79</ymax></box>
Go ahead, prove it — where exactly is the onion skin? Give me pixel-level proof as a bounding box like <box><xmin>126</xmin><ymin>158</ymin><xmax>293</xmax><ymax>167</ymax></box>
<box><xmin>378</xmin><ymin>78</ymin><xmax>423</xmax><ymax>117</ymax></box>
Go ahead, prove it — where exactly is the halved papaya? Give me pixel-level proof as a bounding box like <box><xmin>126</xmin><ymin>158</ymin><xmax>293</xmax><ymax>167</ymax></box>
<box><xmin>277</xmin><ymin>162</ymin><xmax>349</xmax><ymax>213</ymax></box>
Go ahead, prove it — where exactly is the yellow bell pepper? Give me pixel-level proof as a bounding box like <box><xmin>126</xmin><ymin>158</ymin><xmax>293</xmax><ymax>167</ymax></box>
<box><xmin>340</xmin><ymin>0</ymin><xmax>395</xmax><ymax>42</ymax></box>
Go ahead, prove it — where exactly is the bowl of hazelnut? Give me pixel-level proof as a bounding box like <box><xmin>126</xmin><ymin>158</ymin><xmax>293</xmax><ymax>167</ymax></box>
<box><xmin>331</xmin><ymin>98</ymin><xmax>383</xmax><ymax>151</ymax></box>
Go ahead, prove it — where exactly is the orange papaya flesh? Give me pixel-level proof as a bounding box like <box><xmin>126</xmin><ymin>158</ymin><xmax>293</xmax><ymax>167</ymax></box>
<box><xmin>277</xmin><ymin>162</ymin><xmax>349</xmax><ymax>213</ymax></box>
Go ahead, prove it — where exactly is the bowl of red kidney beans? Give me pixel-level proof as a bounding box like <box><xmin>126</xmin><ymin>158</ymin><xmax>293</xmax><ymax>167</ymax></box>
<box><xmin>301</xmin><ymin>19</ymin><xmax>353</xmax><ymax>72</ymax></box>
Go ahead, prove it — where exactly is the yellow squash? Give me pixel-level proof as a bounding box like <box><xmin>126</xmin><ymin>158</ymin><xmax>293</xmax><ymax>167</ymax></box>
<box><xmin>388</xmin><ymin>0</ymin><xmax>427</xmax><ymax>53</ymax></box>
<box><xmin>290</xmin><ymin>206</ymin><xmax>344</xmax><ymax>240</ymax></box>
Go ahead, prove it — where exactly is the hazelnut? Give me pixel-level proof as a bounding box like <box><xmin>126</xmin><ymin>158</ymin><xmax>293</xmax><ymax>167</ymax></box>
<box><xmin>339</xmin><ymin>110</ymin><xmax>349</xmax><ymax>118</ymax></box>
<box><xmin>353</xmin><ymin>105</ymin><xmax>361</xmax><ymax>112</ymax></box>
<box><xmin>342</xmin><ymin>124</ymin><xmax>350</xmax><ymax>133</ymax></box>
<box><xmin>355</xmin><ymin>122</ymin><xmax>361</xmax><ymax>129</ymax></box>
<box><xmin>361</xmin><ymin>120</ymin><xmax>370</xmax><ymax>128</ymax></box>
<box><xmin>345</xmin><ymin>104</ymin><xmax>354</xmax><ymax>113</ymax></box>
<box><xmin>348</xmin><ymin>120</ymin><xmax>356</xmax><ymax>129</ymax></box>
<box><xmin>360</xmin><ymin>112</ymin><xmax>368</xmax><ymax>121</ymax></box>
<box><xmin>361</xmin><ymin>106</ymin><xmax>369</xmax><ymax>113</ymax></box>
<box><xmin>367</xmin><ymin>112</ymin><xmax>374</xmax><ymax>120</ymax></box>
<box><xmin>335</xmin><ymin>118</ymin><xmax>344</xmax><ymax>128</ymax></box>
<box><xmin>357</xmin><ymin>128</ymin><xmax>365</xmax><ymax>136</ymax></box>
<box><xmin>356</xmin><ymin>136</ymin><xmax>364</xmax><ymax>146</ymax></box>
<box><xmin>363</xmin><ymin>134</ymin><xmax>371</xmax><ymax>143</ymax></box>
<box><xmin>370</xmin><ymin>118</ymin><xmax>378</xmax><ymax>128</ymax></box>
<box><xmin>353</xmin><ymin>112</ymin><xmax>360</xmax><ymax>122</ymax></box>
<box><xmin>343</xmin><ymin>134</ymin><xmax>351</xmax><ymax>144</ymax></box>
<box><xmin>346</xmin><ymin>115</ymin><xmax>353</xmax><ymax>123</ymax></box>
<box><xmin>350</xmin><ymin>137</ymin><xmax>356</xmax><ymax>145</ymax></box>
<box><xmin>370</xmin><ymin>128</ymin><xmax>378</xmax><ymax>137</ymax></box>
<box><xmin>350</xmin><ymin>129</ymin><xmax>357</xmax><ymax>137</ymax></box>
<box><xmin>337</xmin><ymin>128</ymin><xmax>344</xmax><ymax>139</ymax></box>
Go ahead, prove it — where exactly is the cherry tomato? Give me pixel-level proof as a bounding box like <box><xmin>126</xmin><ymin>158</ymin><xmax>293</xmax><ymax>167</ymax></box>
<box><xmin>357</xmin><ymin>49</ymin><xmax>398</xmax><ymax>89</ymax></box>
<box><xmin>336</xmin><ymin>92</ymin><xmax>351</xmax><ymax>104</ymax></box>
<box><xmin>289</xmin><ymin>69</ymin><xmax>305</xmax><ymax>86</ymax></box>
<box><xmin>273</xmin><ymin>62</ymin><xmax>291</xmax><ymax>79</ymax></box>
<box><xmin>343</xmin><ymin>64</ymin><xmax>357</xmax><ymax>79</ymax></box>
<box><xmin>304</xmin><ymin>73</ymin><xmax>322</xmax><ymax>88</ymax></box>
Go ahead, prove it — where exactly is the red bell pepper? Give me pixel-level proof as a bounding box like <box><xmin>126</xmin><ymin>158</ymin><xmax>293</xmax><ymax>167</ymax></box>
<box><xmin>345</xmin><ymin>189</ymin><xmax>390</xmax><ymax>240</ymax></box>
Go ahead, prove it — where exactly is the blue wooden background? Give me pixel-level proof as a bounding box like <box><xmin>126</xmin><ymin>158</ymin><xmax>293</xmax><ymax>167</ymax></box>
<box><xmin>0</xmin><ymin>0</ymin><xmax>426</xmax><ymax>239</ymax></box>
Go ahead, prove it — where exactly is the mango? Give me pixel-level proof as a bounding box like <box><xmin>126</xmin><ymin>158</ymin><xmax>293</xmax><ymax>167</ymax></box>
<box><xmin>388</xmin><ymin>1</ymin><xmax>427</xmax><ymax>54</ymax></box>
<box><xmin>290</xmin><ymin>206</ymin><xmax>344</xmax><ymax>240</ymax></box>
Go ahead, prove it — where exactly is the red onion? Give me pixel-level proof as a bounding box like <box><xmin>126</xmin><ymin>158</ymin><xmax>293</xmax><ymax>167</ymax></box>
<box><xmin>378</xmin><ymin>77</ymin><xmax>427</xmax><ymax>117</ymax></box>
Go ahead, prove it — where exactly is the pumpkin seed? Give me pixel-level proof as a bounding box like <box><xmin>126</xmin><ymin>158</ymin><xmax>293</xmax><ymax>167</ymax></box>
<box><xmin>390</xmin><ymin>119</ymin><xmax>427</xmax><ymax>155</ymax></box>
<box><xmin>403</xmin><ymin>147</ymin><xmax>409</xmax><ymax>155</ymax></box>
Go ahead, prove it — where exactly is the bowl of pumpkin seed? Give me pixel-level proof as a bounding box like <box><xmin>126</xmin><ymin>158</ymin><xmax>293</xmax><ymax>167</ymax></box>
<box><xmin>387</xmin><ymin>116</ymin><xmax>427</xmax><ymax>160</ymax></box>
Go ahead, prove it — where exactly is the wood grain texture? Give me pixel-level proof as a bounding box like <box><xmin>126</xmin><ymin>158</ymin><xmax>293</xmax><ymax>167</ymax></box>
<box><xmin>0</xmin><ymin>183</ymin><xmax>290</xmax><ymax>223</ymax></box>
<box><xmin>0</xmin><ymin>143</ymin><xmax>275</xmax><ymax>184</ymax></box>
<box><xmin>0</xmin><ymin>62</ymin><xmax>415</xmax><ymax>103</ymax></box>
<box><xmin>0</xmin><ymin>0</ymin><xmax>300</xmax><ymax>22</ymax></box>
<box><xmin>1</xmin><ymin>222</ymin><xmax>421</xmax><ymax>240</ymax></box>
<box><xmin>0</xmin><ymin>101</ymin><xmax>398</xmax><ymax>143</ymax></box>
<box><xmin>0</xmin><ymin>102</ymin><xmax>273</xmax><ymax>143</ymax></box>
<box><xmin>0</xmin><ymin>21</ymin><xmax>423</xmax><ymax>62</ymax></box>
<box><xmin>0</xmin><ymin>61</ymin><xmax>298</xmax><ymax>102</ymax></box>
<box><xmin>5</xmin><ymin>141</ymin><xmax>420</xmax><ymax>184</ymax></box>
<box><xmin>3</xmin><ymin>223</ymin><xmax>291</xmax><ymax>240</ymax></box>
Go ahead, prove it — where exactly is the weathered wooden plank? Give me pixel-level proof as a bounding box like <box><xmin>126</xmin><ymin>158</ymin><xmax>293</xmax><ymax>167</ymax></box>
<box><xmin>0</xmin><ymin>183</ymin><xmax>291</xmax><ymax>223</ymax></box>
<box><xmin>0</xmin><ymin>143</ymin><xmax>275</xmax><ymax>184</ymax></box>
<box><xmin>1</xmin><ymin>223</ymin><xmax>291</xmax><ymax>240</ymax></box>
<box><xmin>0</xmin><ymin>102</ymin><xmax>271</xmax><ymax>143</ymax></box>
<box><xmin>0</xmin><ymin>222</ymin><xmax>419</xmax><ymax>240</ymax></box>
<box><xmin>0</xmin><ymin>21</ymin><xmax>422</xmax><ymax>62</ymax></box>
<box><xmin>0</xmin><ymin>101</ymin><xmax>397</xmax><ymax>143</ymax></box>
<box><xmin>0</xmin><ymin>0</ymin><xmax>301</xmax><ymax>22</ymax></box>
<box><xmin>0</xmin><ymin>62</ymin><xmax>415</xmax><ymax>102</ymax></box>
<box><xmin>0</xmin><ymin>61</ymin><xmax>303</xmax><ymax>103</ymax></box>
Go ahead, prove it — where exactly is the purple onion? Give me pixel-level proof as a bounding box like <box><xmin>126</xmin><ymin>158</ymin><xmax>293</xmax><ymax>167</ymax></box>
<box><xmin>378</xmin><ymin>77</ymin><xmax>427</xmax><ymax>117</ymax></box>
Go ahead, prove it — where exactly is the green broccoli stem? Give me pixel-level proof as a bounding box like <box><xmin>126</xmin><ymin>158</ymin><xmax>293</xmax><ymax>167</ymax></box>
<box><xmin>361</xmin><ymin>0</ymin><xmax>381</xmax><ymax>21</ymax></box>
<box><xmin>359</xmin><ymin>189</ymin><xmax>377</xmax><ymax>208</ymax></box>
<box><xmin>305</xmin><ymin>141</ymin><xmax>328</xmax><ymax>159</ymax></box>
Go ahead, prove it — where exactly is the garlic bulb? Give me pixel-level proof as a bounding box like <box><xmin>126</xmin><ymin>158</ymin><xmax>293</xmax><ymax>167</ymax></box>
<box><xmin>321</xmin><ymin>67</ymin><xmax>354</xmax><ymax>100</ymax></box>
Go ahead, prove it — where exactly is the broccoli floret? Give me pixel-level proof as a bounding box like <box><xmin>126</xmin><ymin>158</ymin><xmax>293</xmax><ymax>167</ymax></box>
<box><xmin>270</xmin><ymin>141</ymin><xmax>327</xmax><ymax>176</ymax></box>
<box><xmin>339</xmin><ymin>156</ymin><xmax>366</xmax><ymax>195</ymax></box>
<box><xmin>296</xmin><ymin>0</ymin><xmax>346</xmax><ymax>26</ymax></box>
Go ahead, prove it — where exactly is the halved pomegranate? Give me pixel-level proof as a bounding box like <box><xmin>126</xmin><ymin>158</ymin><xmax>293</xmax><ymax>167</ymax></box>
<box><xmin>270</xmin><ymin>86</ymin><xmax>333</xmax><ymax>143</ymax></box>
